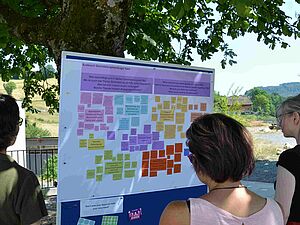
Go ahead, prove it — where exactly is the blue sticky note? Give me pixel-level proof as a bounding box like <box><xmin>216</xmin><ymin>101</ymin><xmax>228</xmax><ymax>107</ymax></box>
<box><xmin>140</xmin><ymin>105</ymin><xmax>148</xmax><ymax>114</ymax></box>
<box><xmin>119</xmin><ymin>118</ymin><xmax>130</xmax><ymax>130</ymax></box>
<box><xmin>131</xmin><ymin>117</ymin><xmax>140</xmax><ymax>127</ymax></box>
<box><xmin>117</xmin><ymin>107</ymin><xmax>124</xmax><ymax>115</ymax></box>
<box><xmin>126</xmin><ymin>95</ymin><xmax>133</xmax><ymax>104</ymax></box>
<box><xmin>141</xmin><ymin>95</ymin><xmax>148</xmax><ymax>104</ymax></box>
<box><xmin>114</xmin><ymin>95</ymin><xmax>124</xmax><ymax>105</ymax></box>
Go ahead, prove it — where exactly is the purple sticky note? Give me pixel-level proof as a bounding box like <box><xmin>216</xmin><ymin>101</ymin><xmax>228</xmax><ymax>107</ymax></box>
<box><xmin>84</xmin><ymin>124</ymin><xmax>94</xmax><ymax>130</ymax></box>
<box><xmin>105</xmin><ymin>106</ymin><xmax>113</xmax><ymax>115</ymax></box>
<box><xmin>152</xmin><ymin>132</ymin><xmax>160</xmax><ymax>141</ymax></box>
<box><xmin>103</xmin><ymin>96</ymin><xmax>113</xmax><ymax>107</ymax></box>
<box><xmin>78</xmin><ymin>122</ymin><xmax>84</xmax><ymax>128</ymax></box>
<box><xmin>121</xmin><ymin>142</ymin><xmax>129</xmax><ymax>151</ymax></box>
<box><xmin>131</xmin><ymin>128</ymin><xmax>137</xmax><ymax>135</ymax></box>
<box><xmin>78</xmin><ymin>113</ymin><xmax>85</xmax><ymax>120</ymax></box>
<box><xmin>77</xmin><ymin>129</ymin><xmax>83</xmax><ymax>136</ymax></box>
<box><xmin>140</xmin><ymin>145</ymin><xmax>148</xmax><ymax>151</ymax></box>
<box><xmin>144</xmin><ymin>125</ymin><xmax>151</xmax><ymax>133</ymax></box>
<box><xmin>77</xmin><ymin>105</ymin><xmax>85</xmax><ymax>112</ymax></box>
<box><xmin>107</xmin><ymin>131</ymin><xmax>116</xmax><ymax>140</ymax></box>
<box><xmin>129</xmin><ymin>136</ymin><xmax>137</xmax><ymax>145</ymax></box>
<box><xmin>107</xmin><ymin>116</ymin><xmax>114</xmax><ymax>123</ymax></box>
<box><xmin>138</xmin><ymin>134</ymin><xmax>152</xmax><ymax>144</ymax></box>
<box><xmin>92</xmin><ymin>93</ymin><xmax>103</xmax><ymax>104</ymax></box>
<box><xmin>100</xmin><ymin>124</ymin><xmax>106</xmax><ymax>130</ymax></box>
<box><xmin>135</xmin><ymin>146</ymin><xmax>140</xmax><ymax>151</ymax></box>
<box><xmin>80</xmin><ymin>92</ymin><xmax>92</xmax><ymax>104</ymax></box>
<box><xmin>130</xmin><ymin>146</ymin><xmax>135</xmax><ymax>152</ymax></box>
<box><xmin>95</xmin><ymin>126</ymin><xmax>99</xmax><ymax>131</ymax></box>
<box><xmin>87</xmin><ymin>104</ymin><xmax>91</xmax><ymax>108</ymax></box>
<box><xmin>122</xmin><ymin>134</ymin><xmax>128</xmax><ymax>140</ymax></box>
<box><xmin>85</xmin><ymin>109</ymin><xmax>104</xmax><ymax>122</ymax></box>
<box><xmin>152</xmin><ymin>141</ymin><xmax>164</xmax><ymax>150</ymax></box>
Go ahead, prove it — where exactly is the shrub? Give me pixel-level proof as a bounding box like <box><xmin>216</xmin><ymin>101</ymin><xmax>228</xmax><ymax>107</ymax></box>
<box><xmin>3</xmin><ymin>81</ymin><xmax>17</xmax><ymax>95</ymax></box>
<box><xmin>26</xmin><ymin>122</ymin><xmax>51</xmax><ymax>138</ymax></box>
<box><xmin>41</xmin><ymin>155</ymin><xmax>58</xmax><ymax>182</ymax></box>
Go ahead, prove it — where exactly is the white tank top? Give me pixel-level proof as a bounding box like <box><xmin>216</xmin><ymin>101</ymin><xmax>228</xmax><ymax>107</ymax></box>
<box><xmin>190</xmin><ymin>198</ymin><xmax>283</xmax><ymax>225</ymax></box>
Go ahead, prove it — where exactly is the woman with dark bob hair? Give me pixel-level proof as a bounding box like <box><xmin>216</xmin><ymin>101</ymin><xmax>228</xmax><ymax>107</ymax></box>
<box><xmin>0</xmin><ymin>94</ymin><xmax>48</xmax><ymax>225</ymax></box>
<box><xmin>160</xmin><ymin>113</ymin><xmax>283</xmax><ymax>225</ymax></box>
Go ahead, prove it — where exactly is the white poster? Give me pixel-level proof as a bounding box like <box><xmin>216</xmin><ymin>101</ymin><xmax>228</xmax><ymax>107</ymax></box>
<box><xmin>58</xmin><ymin>51</ymin><xmax>214</xmax><ymax>202</ymax></box>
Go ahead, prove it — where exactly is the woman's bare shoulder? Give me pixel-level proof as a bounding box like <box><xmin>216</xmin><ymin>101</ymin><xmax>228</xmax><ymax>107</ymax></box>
<box><xmin>159</xmin><ymin>200</ymin><xmax>190</xmax><ymax>225</ymax></box>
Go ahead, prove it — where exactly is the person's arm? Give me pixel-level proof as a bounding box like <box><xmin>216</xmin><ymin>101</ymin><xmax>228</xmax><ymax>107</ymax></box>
<box><xmin>275</xmin><ymin>165</ymin><xmax>295</xmax><ymax>224</ymax></box>
<box><xmin>159</xmin><ymin>201</ymin><xmax>190</xmax><ymax>225</ymax></box>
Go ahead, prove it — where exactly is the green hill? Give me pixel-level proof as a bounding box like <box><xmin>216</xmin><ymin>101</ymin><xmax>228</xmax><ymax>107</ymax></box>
<box><xmin>256</xmin><ymin>82</ymin><xmax>300</xmax><ymax>97</ymax></box>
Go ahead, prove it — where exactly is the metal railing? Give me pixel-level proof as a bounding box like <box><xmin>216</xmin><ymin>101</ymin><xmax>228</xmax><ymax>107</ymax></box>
<box><xmin>7</xmin><ymin>137</ymin><xmax>58</xmax><ymax>189</ymax></box>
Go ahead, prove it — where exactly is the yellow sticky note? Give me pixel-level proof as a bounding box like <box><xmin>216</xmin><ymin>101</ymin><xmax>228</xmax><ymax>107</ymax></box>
<box><xmin>171</xmin><ymin>97</ymin><xmax>176</xmax><ymax>104</ymax></box>
<box><xmin>176</xmin><ymin>112</ymin><xmax>185</xmax><ymax>124</ymax></box>
<box><xmin>181</xmin><ymin>132</ymin><xmax>186</xmax><ymax>138</ymax></box>
<box><xmin>157</xmin><ymin>104</ymin><xmax>162</xmax><ymax>110</ymax></box>
<box><xmin>160</xmin><ymin>110</ymin><xmax>174</xmax><ymax>121</ymax></box>
<box><xmin>88</xmin><ymin>139</ymin><xmax>105</xmax><ymax>150</ymax></box>
<box><xmin>177</xmin><ymin>125</ymin><xmax>183</xmax><ymax>132</ymax></box>
<box><xmin>152</xmin><ymin>107</ymin><xmax>157</xmax><ymax>112</ymax></box>
<box><xmin>163</xmin><ymin>101</ymin><xmax>170</xmax><ymax>109</ymax></box>
<box><xmin>164</xmin><ymin>125</ymin><xmax>176</xmax><ymax>139</ymax></box>
<box><xmin>155</xmin><ymin>96</ymin><xmax>161</xmax><ymax>102</ymax></box>
<box><xmin>183</xmin><ymin>97</ymin><xmax>188</xmax><ymax>105</ymax></box>
<box><xmin>152</xmin><ymin>114</ymin><xmax>158</xmax><ymax>121</ymax></box>
<box><xmin>181</xmin><ymin>104</ymin><xmax>188</xmax><ymax>113</ymax></box>
<box><xmin>156</xmin><ymin>121</ymin><xmax>164</xmax><ymax>131</ymax></box>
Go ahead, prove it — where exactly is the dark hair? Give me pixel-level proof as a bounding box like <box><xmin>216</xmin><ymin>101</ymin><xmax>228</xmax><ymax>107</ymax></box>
<box><xmin>0</xmin><ymin>94</ymin><xmax>20</xmax><ymax>149</ymax></box>
<box><xmin>186</xmin><ymin>113</ymin><xmax>254</xmax><ymax>183</ymax></box>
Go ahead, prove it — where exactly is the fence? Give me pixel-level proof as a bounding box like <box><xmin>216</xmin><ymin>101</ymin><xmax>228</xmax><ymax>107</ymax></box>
<box><xmin>7</xmin><ymin>137</ymin><xmax>58</xmax><ymax>189</ymax></box>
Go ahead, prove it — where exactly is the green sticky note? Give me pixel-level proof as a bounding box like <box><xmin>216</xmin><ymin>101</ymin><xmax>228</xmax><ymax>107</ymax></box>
<box><xmin>104</xmin><ymin>162</ymin><xmax>123</xmax><ymax>174</ymax></box>
<box><xmin>89</xmin><ymin>133</ymin><xmax>94</xmax><ymax>139</ymax></box>
<box><xmin>79</xmin><ymin>139</ymin><xmax>87</xmax><ymax>148</ymax></box>
<box><xmin>86</xmin><ymin>170</ymin><xmax>95</xmax><ymax>179</ymax></box>
<box><xmin>104</xmin><ymin>150</ymin><xmax>113</xmax><ymax>160</ymax></box>
<box><xmin>131</xmin><ymin>161</ymin><xmax>137</xmax><ymax>168</ymax></box>
<box><xmin>117</xmin><ymin>154</ymin><xmax>123</xmax><ymax>161</ymax></box>
<box><xmin>112</xmin><ymin>157</ymin><xmax>116</xmax><ymax>162</ymax></box>
<box><xmin>113</xmin><ymin>173</ymin><xmax>122</xmax><ymax>180</ymax></box>
<box><xmin>124</xmin><ymin>170</ymin><xmax>135</xmax><ymax>178</ymax></box>
<box><xmin>96</xmin><ymin>174</ymin><xmax>102</xmax><ymax>182</ymax></box>
<box><xmin>95</xmin><ymin>155</ymin><xmax>103</xmax><ymax>164</ymax></box>
<box><xmin>96</xmin><ymin>166</ymin><xmax>103</xmax><ymax>174</ymax></box>
<box><xmin>125</xmin><ymin>154</ymin><xmax>130</xmax><ymax>161</ymax></box>
<box><xmin>124</xmin><ymin>162</ymin><xmax>130</xmax><ymax>169</ymax></box>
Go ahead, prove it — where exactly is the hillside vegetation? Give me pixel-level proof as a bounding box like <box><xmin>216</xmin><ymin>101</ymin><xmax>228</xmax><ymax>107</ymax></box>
<box><xmin>257</xmin><ymin>82</ymin><xmax>300</xmax><ymax>97</ymax></box>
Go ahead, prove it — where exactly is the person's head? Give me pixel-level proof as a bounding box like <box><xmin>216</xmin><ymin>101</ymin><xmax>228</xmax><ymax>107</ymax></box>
<box><xmin>0</xmin><ymin>94</ymin><xmax>21</xmax><ymax>151</ymax></box>
<box><xmin>276</xmin><ymin>94</ymin><xmax>300</xmax><ymax>139</ymax></box>
<box><xmin>186</xmin><ymin>113</ymin><xmax>254</xmax><ymax>183</ymax></box>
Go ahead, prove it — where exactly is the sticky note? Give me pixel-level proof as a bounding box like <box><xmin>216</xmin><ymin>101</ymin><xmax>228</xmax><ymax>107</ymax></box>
<box><xmin>86</xmin><ymin>170</ymin><xmax>95</xmax><ymax>179</ymax></box>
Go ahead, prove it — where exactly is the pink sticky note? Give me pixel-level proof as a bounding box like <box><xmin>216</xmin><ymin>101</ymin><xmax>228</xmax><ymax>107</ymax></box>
<box><xmin>107</xmin><ymin>116</ymin><xmax>114</xmax><ymax>123</ymax></box>
<box><xmin>77</xmin><ymin>129</ymin><xmax>83</xmax><ymax>136</ymax></box>
<box><xmin>80</xmin><ymin>92</ymin><xmax>92</xmax><ymax>104</ymax></box>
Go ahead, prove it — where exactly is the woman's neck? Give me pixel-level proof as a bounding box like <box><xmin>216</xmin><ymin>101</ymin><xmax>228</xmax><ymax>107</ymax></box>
<box><xmin>208</xmin><ymin>180</ymin><xmax>243</xmax><ymax>192</ymax></box>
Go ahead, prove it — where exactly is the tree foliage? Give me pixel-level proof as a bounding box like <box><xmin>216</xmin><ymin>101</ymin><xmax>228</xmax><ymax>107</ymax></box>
<box><xmin>0</xmin><ymin>0</ymin><xmax>299</xmax><ymax>112</ymax></box>
<box><xmin>245</xmin><ymin>87</ymin><xmax>283</xmax><ymax>116</ymax></box>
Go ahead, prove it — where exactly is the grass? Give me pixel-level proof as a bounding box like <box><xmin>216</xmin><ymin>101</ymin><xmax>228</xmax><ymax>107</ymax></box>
<box><xmin>253</xmin><ymin>138</ymin><xmax>281</xmax><ymax>161</ymax></box>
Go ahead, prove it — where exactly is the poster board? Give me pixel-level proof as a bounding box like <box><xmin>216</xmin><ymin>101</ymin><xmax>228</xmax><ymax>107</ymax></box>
<box><xmin>57</xmin><ymin>51</ymin><xmax>214</xmax><ymax>225</ymax></box>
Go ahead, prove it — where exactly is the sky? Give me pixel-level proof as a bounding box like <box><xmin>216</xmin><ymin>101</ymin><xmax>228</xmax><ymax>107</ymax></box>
<box><xmin>192</xmin><ymin>1</ymin><xmax>300</xmax><ymax>95</ymax></box>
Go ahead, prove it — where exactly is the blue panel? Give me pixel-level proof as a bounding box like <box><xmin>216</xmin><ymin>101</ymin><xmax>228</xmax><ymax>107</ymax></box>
<box><xmin>61</xmin><ymin>185</ymin><xmax>207</xmax><ymax>225</ymax></box>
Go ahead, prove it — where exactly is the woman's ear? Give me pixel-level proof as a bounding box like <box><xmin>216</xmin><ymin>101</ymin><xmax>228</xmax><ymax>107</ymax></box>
<box><xmin>293</xmin><ymin>112</ymin><xmax>300</xmax><ymax>125</ymax></box>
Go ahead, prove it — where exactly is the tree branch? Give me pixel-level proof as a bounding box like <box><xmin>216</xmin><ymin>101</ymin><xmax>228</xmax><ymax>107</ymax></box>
<box><xmin>0</xmin><ymin>3</ymin><xmax>60</xmax><ymax>46</ymax></box>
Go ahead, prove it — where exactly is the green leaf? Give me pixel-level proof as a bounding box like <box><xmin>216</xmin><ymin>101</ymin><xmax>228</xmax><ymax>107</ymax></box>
<box><xmin>184</xmin><ymin>0</ymin><xmax>195</xmax><ymax>11</ymax></box>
